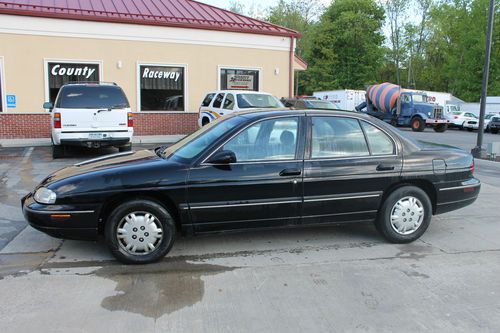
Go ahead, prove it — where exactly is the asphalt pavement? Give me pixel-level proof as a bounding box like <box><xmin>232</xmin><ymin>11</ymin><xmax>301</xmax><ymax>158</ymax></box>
<box><xmin>0</xmin><ymin>130</ymin><xmax>499</xmax><ymax>332</ymax></box>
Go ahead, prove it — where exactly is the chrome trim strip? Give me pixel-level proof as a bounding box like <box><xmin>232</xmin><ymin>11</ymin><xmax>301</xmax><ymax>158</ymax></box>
<box><xmin>304</xmin><ymin>194</ymin><xmax>381</xmax><ymax>203</ymax></box>
<box><xmin>188</xmin><ymin>199</ymin><xmax>302</xmax><ymax>210</ymax></box>
<box><xmin>24</xmin><ymin>207</ymin><xmax>95</xmax><ymax>214</ymax></box>
<box><xmin>439</xmin><ymin>183</ymin><xmax>481</xmax><ymax>191</ymax></box>
<box><xmin>302</xmin><ymin>210</ymin><xmax>378</xmax><ymax>218</ymax></box>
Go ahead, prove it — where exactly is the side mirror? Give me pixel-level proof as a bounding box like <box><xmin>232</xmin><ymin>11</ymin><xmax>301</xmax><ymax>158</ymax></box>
<box><xmin>207</xmin><ymin>150</ymin><xmax>236</xmax><ymax>164</ymax></box>
<box><xmin>43</xmin><ymin>102</ymin><xmax>53</xmax><ymax>110</ymax></box>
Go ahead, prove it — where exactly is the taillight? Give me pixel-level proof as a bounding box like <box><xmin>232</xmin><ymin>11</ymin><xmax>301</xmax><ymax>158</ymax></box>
<box><xmin>454</xmin><ymin>116</ymin><xmax>459</xmax><ymax>119</ymax></box>
<box><xmin>127</xmin><ymin>112</ymin><xmax>134</xmax><ymax>127</ymax></box>
<box><xmin>53</xmin><ymin>112</ymin><xmax>61</xmax><ymax>129</ymax></box>
<box><xmin>470</xmin><ymin>160</ymin><xmax>475</xmax><ymax>174</ymax></box>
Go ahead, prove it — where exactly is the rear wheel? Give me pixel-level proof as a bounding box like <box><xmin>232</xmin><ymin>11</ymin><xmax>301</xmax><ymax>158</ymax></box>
<box><xmin>376</xmin><ymin>186</ymin><xmax>432</xmax><ymax>243</ymax></box>
<box><xmin>105</xmin><ymin>199</ymin><xmax>176</xmax><ymax>264</ymax></box>
<box><xmin>433</xmin><ymin>124</ymin><xmax>447</xmax><ymax>132</ymax></box>
<box><xmin>118</xmin><ymin>144</ymin><xmax>132</xmax><ymax>152</ymax></box>
<box><xmin>411</xmin><ymin>117</ymin><xmax>425</xmax><ymax>132</ymax></box>
<box><xmin>492</xmin><ymin>129</ymin><xmax>499</xmax><ymax>134</ymax></box>
<box><xmin>52</xmin><ymin>145</ymin><xmax>65</xmax><ymax>159</ymax></box>
<box><xmin>467</xmin><ymin>127</ymin><xmax>473</xmax><ymax>132</ymax></box>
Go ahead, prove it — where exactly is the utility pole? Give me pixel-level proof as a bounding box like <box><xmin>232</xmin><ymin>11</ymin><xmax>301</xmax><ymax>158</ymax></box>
<box><xmin>472</xmin><ymin>0</ymin><xmax>495</xmax><ymax>158</ymax></box>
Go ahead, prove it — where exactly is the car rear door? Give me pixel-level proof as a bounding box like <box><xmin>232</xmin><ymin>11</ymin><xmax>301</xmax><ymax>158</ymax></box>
<box><xmin>187</xmin><ymin>115</ymin><xmax>305</xmax><ymax>232</ymax></box>
<box><xmin>56</xmin><ymin>85</ymin><xmax>129</xmax><ymax>133</ymax></box>
<box><xmin>302</xmin><ymin>115</ymin><xmax>402</xmax><ymax>224</ymax></box>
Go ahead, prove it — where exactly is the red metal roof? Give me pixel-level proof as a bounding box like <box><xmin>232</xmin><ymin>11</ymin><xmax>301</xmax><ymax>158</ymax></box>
<box><xmin>0</xmin><ymin>0</ymin><xmax>299</xmax><ymax>37</ymax></box>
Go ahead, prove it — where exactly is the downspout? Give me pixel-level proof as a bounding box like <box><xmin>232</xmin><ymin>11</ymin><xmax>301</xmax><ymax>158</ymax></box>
<box><xmin>289</xmin><ymin>37</ymin><xmax>294</xmax><ymax>98</ymax></box>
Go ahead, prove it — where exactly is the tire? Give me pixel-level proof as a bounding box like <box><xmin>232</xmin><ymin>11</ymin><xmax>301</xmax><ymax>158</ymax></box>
<box><xmin>492</xmin><ymin>129</ymin><xmax>499</xmax><ymax>134</ymax></box>
<box><xmin>118</xmin><ymin>144</ymin><xmax>132</xmax><ymax>152</ymax></box>
<box><xmin>411</xmin><ymin>117</ymin><xmax>425</xmax><ymax>132</ymax></box>
<box><xmin>105</xmin><ymin>199</ymin><xmax>176</xmax><ymax>264</ymax></box>
<box><xmin>52</xmin><ymin>144</ymin><xmax>64</xmax><ymax>159</ymax></box>
<box><xmin>467</xmin><ymin>127</ymin><xmax>473</xmax><ymax>132</ymax></box>
<box><xmin>375</xmin><ymin>186</ymin><xmax>432</xmax><ymax>243</ymax></box>
<box><xmin>433</xmin><ymin>124</ymin><xmax>447</xmax><ymax>133</ymax></box>
<box><xmin>459</xmin><ymin>122</ymin><xmax>465</xmax><ymax>130</ymax></box>
<box><xmin>201</xmin><ymin>117</ymin><xmax>210</xmax><ymax>126</ymax></box>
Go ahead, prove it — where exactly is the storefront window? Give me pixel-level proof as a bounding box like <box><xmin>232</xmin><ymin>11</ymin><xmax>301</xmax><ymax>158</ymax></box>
<box><xmin>220</xmin><ymin>68</ymin><xmax>259</xmax><ymax>91</ymax></box>
<box><xmin>47</xmin><ymin>62</ymin><xmax>100</xmax><ymax>103</ymax></box>
<box><xmin>139</xmin><ymin>65</ymin><xmax>185</xmax><ymax>111</ymax></box>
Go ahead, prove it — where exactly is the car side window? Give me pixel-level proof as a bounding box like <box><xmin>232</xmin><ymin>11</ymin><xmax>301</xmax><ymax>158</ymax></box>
<box><xmin>223</xmin><ymin>94</ymin><xmax>235</xmax><ymax>110</ymax></box>
<box><xmin>223</xmin><ymin>117</ymin><xmax>299</xmax><ymax>162</ymax></box>
<box><xmin>212</xmin><ymin>93</ymin><xmax>225</xmax><ymax>108</ymax></box>
<box><xmin>201</xmin><ymin>93</ymin><xmax>215</xmax><ymax>107</ymax></box>
<box><xmin>311</xmin><ymin>117</ymin><xmax>369</xmax><ymax>158</ymax></box>
<box><xmin>361</xmin><ymin>121</ymin><xmax>395</xmax><ymax>155</ymax></box>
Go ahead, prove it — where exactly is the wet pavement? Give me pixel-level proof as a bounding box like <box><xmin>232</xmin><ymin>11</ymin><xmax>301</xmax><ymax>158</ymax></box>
<box><xmin>0</xmin><ymin>137</ymin><xmax>499</xmax><ymax>332</ymax></box>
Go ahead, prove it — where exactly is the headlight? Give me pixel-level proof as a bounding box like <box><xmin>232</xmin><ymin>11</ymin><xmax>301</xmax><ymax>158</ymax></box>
<box><xmin>34</xmin><ymin>187</ymin><xmax>57</xmax><ymax>204</ymax></box>
<box><xmin>428</xmin><ymin>112</ymin><xmax>431</xmax><ymax>116</ymax></box>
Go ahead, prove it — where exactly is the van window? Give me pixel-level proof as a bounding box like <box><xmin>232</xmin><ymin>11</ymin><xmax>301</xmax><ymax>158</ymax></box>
<box><xmin>56</xmin><ymin>85</ymin><xmax>129</xmax><ymax>109</ymax></box>
<box><xmin>201</xmin><ymin>93</ymin><xmax>215</xmax><ymax>107</ymax></box>
<box><xmin>212</xmin><ymin>93</ymin><xmax>225</xmax><ymax>108</ymax></box>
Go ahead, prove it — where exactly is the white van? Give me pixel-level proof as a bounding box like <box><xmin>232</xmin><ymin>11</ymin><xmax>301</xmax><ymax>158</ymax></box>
<box><xmin>198</xmin><ymin>90</ymin><xmax>284</xmax><ymax>126</ymax></box>
<box><xmin>43</xmin><ymin>83</ymin><xmax>134</xmax><ymax>158</ymax></box>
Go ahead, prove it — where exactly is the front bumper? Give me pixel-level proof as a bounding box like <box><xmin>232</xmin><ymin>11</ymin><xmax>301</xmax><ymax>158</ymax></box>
<box><xmin>21</xmin><ymin>193</ymin><xmax>100</xmax><ymax>240</ymax></box>
<box><xmin>425</xmin><ymin>119</ymin><xmax>450</xmax><ymax>125</ymax></box>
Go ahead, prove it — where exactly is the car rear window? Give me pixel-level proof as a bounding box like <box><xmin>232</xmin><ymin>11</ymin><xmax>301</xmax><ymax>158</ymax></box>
<box><xmin>236</xmin><ymin>94</ymin><xmax>283</xmax><ymax>109</ymax></box>
<box><xmin>201</xmin><ymin>93</ymin><xmax>215</xmax><ymax>107</ymax></box>
<box><xmin>56</xmin><ymin>85</ymin><xmax>130</xmax><ymax>109</ymax></box>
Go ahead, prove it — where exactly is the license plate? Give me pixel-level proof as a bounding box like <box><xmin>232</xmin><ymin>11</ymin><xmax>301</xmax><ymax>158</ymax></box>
<box><xmin>88</xmin><ymin>133</ymin><xmax>106</xmax><ymax>140</ymax></box>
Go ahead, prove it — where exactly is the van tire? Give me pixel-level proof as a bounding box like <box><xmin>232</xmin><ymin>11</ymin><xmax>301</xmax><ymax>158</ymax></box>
<box><xmin>119</xmin><ymin>144</ymin><xmax>132</xmax><ymax>152</ymax></box>
<box><xmin>201</xmin><ymin>117</ymin><xmax>210</xmax><ymax>126</ymax></box>
<box><xmin>52</xmin><ymin>145</ymin><xmax>64</xmax><ymax>159</ymax></box>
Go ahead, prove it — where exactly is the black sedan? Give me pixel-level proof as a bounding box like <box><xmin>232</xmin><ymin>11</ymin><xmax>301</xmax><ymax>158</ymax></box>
<box><xmin>22</xmin><ymin>110</ymin><xmax>480</xmax><ymax>264</ymax></box>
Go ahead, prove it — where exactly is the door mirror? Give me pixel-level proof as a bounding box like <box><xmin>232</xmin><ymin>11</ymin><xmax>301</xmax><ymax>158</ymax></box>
<box><xmin>207</xmin><ymin>150</ymin><xmax>236</xmax><ymax>164</ymax></box>
<box><xmin>43</xmin><ymin>102</ymin><xmax>53</xmax><ymax>110</ymax></box>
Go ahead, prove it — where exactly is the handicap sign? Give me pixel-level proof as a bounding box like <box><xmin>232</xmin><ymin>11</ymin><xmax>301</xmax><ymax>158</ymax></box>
<box><xmin>6</xmin><ymin>94</ymin><xmax>16</xmax><ymax>108</ymax></box>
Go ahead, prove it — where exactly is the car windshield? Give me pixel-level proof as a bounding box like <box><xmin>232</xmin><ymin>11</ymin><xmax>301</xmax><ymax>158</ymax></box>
<box><xmin>237</xmin><ymin>94</ymin><xmax>283</xmax><ymax>109</ymax></box>
<box><xmin>305</xmin><ymin>100</ymin><xmax>338</xmax><ymax>110</ymax></box>
<box><xmin>56</xmin><ymin>85</ymin><xmax>129</xmax><ymax>109</ymax></box>
<box><xmin>161</xmin><ymin>116</ymin><xmax>242</xmax><ymax>161</ymax></box>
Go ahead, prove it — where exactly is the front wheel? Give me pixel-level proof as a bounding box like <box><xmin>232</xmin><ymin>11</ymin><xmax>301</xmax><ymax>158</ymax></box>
<box><xmin>376</xmin><ymin>186</ymin><xmax>432</xmax><ymax>243</ymax></box>
<box><xmin>433</xmin><ymin>124</ymin><xmax>447</xmax><ymax>133</ymax></box>
<box><xmin>105</xmin><ymin>199</ymin><xmax>176</xmax><ymax>264</ymax></box>
<box><xmin>492</xmin><ymin>129</ymin><xmax>499</xmax><ymax>134</ymax></box>
<box><xmin>411</xmin><ymin>117</ymin><xmax>425</xmax><ymax>132</ymax></box>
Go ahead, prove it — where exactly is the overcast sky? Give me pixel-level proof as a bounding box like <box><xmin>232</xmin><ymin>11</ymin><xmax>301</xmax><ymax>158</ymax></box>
<box><xmin>197</xmin><ymin>0</ymin><xmax>332</xmax><ymax>14</ymax></box>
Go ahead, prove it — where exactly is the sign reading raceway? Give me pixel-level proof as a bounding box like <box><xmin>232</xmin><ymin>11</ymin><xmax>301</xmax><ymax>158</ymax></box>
<box><xmin>141</xmin><ymin>67</ymin><xmax>181</xmax><ymax>81</ymax></box>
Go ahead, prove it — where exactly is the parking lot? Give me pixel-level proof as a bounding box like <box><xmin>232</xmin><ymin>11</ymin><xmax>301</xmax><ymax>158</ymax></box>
<box><xmin>1</xmin><ymin>128</ymin><xmax>500</xmax><ymax>332</ymax></box>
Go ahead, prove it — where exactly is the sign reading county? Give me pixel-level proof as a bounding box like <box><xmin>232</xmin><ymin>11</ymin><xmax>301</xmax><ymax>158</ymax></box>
<box><xmin>6</xmin><ymin>94</ymin><xmax>16</xmax><ymax>108</ymax></box>
<box><xmin>227</xmin><ymin>74</ymin><xmax>254</xmax><ymax>90</ymax></box>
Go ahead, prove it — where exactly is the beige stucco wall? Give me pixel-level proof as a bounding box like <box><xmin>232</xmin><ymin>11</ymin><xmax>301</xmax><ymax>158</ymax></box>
<box><xmin>0</xmin><ymin>32</ymin><xmax>291</xmax><ymax>113</ymax></box>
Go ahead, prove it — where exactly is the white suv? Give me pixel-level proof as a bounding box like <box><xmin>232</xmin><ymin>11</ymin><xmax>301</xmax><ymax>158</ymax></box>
<box><xmin>43</xmin><ymin>83</ymin><xmax>133</xmax><ymax>158</ymax></box>
<box><xmin>198</xmin><ymin>90</ymin><xmax>284</xmax><ymax>126</ymax></box>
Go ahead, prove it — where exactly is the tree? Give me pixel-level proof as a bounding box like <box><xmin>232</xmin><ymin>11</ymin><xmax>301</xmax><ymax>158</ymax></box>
<box><xmin>384</xmin><ymin>0</ymin><xmax>410</xmax><ymax>86</ymax></box>
<box><xmin>300</xmin><ymin>0</ymin><xmax>385</xmax><ymax>93</ymax></box>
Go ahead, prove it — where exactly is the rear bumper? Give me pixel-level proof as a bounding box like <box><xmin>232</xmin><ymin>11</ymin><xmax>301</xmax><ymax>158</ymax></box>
<box><xmin>21</xmin><ymin>193</ymin><xmax>100</xmax><ymax>241</ymax></box>
<box><xmin>60</xmin><ymin>137</ymin><xmax>130</xmax><ymax>148</ymax></box>
<box><xmin>52</xmin><ymin>129</ymin><xmax>133</xmax><ymax>145</ymax></box>
<box><xmin>435</xmin><ymin>178</ymin><xmax>481</xmax><ymax>215</ymax></box>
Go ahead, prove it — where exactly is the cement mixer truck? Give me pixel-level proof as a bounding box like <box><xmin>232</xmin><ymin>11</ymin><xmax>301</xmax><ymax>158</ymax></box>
<box><xmin>356</xmin><ymin>83</ymin><xmax>450</xmax><ymax>132</ymax></box>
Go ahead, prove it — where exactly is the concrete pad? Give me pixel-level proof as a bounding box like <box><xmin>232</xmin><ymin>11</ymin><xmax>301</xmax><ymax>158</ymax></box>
<box><xmin>0</xmin><ymin>226</ymin><xmax>61</xmax><ymax>254</ymax></box>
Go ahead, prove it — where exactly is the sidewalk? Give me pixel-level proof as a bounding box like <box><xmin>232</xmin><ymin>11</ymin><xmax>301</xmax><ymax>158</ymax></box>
<box><xmin>0</xmin><ymin>135</ymin><xmax>186</xmax><ymax>148</ymax></box>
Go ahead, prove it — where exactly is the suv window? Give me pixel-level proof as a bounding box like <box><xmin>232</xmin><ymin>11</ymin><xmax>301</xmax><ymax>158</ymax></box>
<box><xmin>223</xmin><ymin>94</ymin><xmax>235</xmax><ymax>110</ymax></box>
<box><xmin>361</xmin><ymin>121</ymin><xmax>395</xmax><ymax>155</ymax></box>
<box><xmin>212</xmin><ymin>93</ymin><xmax>225</xmax><ymax>108</ymax></box>
<box><xmin>223</xmin><ymin>117</ymin><xmax>298</xmax><ymax>162</ymax></box>
<box><xmin>55</xmin><ymin>85</ymin><xmax>129</xmax><ymax>109</ymax></box>
<box><xmin>311</xmin><ymin>117</ymin><xmax>369</xmax><ymax>158</ymax></box>
<box><xmin>201</xmin><ymin>93</ymin><xmax>215</xmax><ymax>107</ymax></box>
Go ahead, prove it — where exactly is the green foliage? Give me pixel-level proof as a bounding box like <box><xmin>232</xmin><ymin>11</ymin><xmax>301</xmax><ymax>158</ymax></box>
<box><xmin>300</xmin><ymin>0</ymin><xmax>385</xmax><ymax>94</ymax></box>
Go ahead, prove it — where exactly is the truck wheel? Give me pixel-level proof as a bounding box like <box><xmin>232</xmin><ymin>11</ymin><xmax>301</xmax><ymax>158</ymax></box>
<box><xmin>433</xmin><ymin>124</ymin><xmax>447</xmax><ymax>133</ymax></box>
<box><xmin>201</xmin><ymin>117</ymin><xmax>210</xmax><ymax>126</ymax></box>
<box><xmin>411</xmin><ymin>117</ymin><xmax>425</xmax><ymax>132</ymax></box>
<box><xmin>492</xmin><ymin>129</ymin><xmax>499</xmax><ymax>134</ymax></box>
<box><xmin>52</xmin><ymin>145</ymin><xmax>65</xmax><ymax>159</ymax></box>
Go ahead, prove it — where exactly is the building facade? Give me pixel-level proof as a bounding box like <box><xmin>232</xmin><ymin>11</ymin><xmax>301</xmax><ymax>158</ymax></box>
<box><xmin>0</xmin><ymin>0</ymin><xmax>304</xmax><ymax>139</ymax></box>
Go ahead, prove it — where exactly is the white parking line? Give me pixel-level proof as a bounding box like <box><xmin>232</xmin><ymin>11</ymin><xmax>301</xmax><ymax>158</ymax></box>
<box><xmin>21</xmin><ymin>147</ymin><xmax>34</xmax><ymax>164</ymax></box>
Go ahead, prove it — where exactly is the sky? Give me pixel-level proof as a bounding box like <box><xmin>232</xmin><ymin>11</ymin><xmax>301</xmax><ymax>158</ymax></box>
<box><xmin>196</xmin><ymin>0</ymin><xmax>332</xmax><ymax>15</ymax></box>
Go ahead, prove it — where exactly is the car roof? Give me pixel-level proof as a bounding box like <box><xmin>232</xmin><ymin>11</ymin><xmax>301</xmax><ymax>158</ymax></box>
<box><xmin>234</xmin><ymin>108</ymin><xmax>362</xmax><ymax>119</ymax></box>
<box><xmin>206</xmin><ymin>90</ymin><xmax>275</xmax><ymax>95</ymax></box>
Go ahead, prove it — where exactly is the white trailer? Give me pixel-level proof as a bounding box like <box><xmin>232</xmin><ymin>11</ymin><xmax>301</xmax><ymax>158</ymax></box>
<box><xmin>313</xmin><ymin>89</ymin><xmax>366</xmax><ymax>111</ymax></box>
<box><xmin>414</xmin><ymin>90</ymin><xmax>460</xmax><ymax>114</ymax></box>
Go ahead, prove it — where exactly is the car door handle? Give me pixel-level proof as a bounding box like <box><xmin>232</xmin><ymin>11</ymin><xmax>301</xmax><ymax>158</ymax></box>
<box><xmin>376</xmin><ymin>164</ymin><xmax>395</xmax><ymax>171</ymax></box>
<box><xmin>279</xmin><ymin>168</ymin><xmax>302</xmax><ymax>176</ymax></box>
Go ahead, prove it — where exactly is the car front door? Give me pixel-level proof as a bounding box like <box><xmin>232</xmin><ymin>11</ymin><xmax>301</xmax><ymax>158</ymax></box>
<box><xmin>187</xmin><ymin>116</ymin><xmax>305</xmax><ymax>232</ymax></box>
<box><xmin>302</xmin><ymin>115</ymin><xmax>402</xmax><ymax>224</ymax></box>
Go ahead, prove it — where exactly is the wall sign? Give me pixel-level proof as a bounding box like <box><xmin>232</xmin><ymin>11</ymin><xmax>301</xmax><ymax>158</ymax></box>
<box><xmin>227</xmin><ymin>74</ymin><xmax>254</xmax><ymax>90</ymax></box>
<box><xmin>139</xmin><ymin>65</ymin><xmax>185</xmax><ymax>111</ymax></box>
<box><xmin>6</xmin><ymin>94</ymin><xmax>16</xmax><ymax>108</ymax></box>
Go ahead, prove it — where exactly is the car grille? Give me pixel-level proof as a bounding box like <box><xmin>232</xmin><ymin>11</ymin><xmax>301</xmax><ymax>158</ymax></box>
<box><xmin>433</xmin><ymin>107</ymin><xmax>444</xmax><ymax>119</ymax></box>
